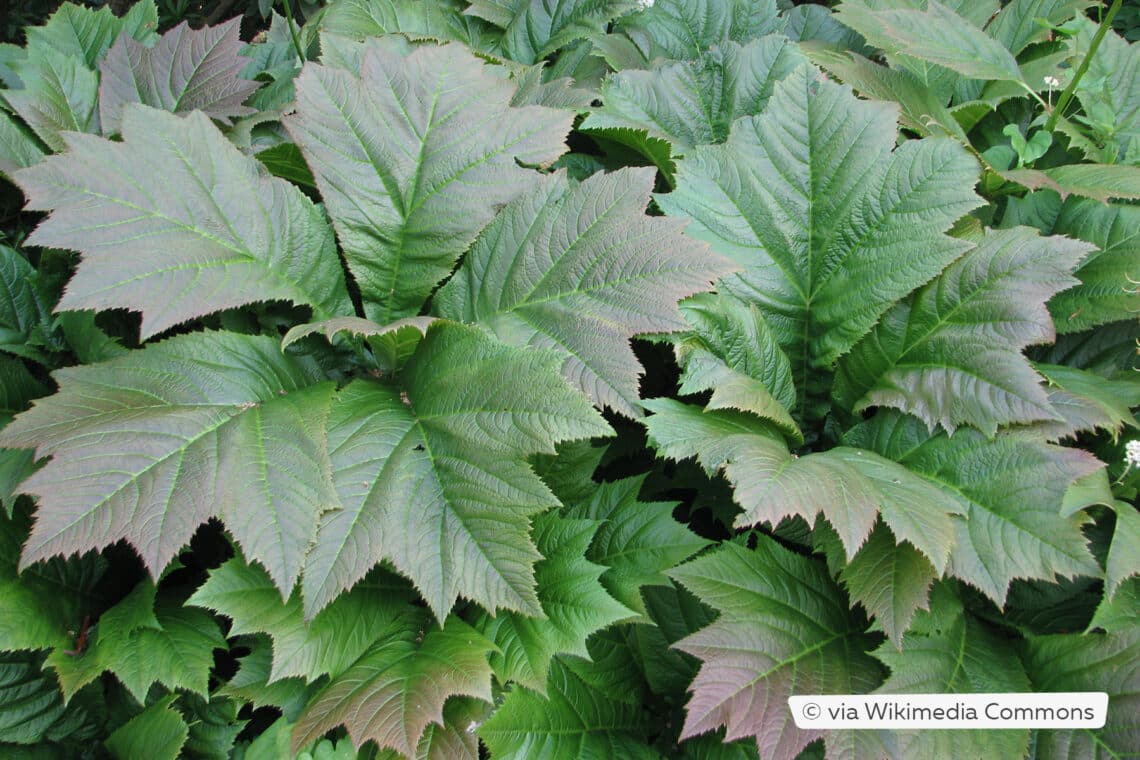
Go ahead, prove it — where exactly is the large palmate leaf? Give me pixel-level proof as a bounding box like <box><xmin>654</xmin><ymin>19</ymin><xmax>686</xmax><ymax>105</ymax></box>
<box><xmin>644</xmin><ymin>400</ymin><xmax>960</xmax><ymax>571</ymax></box>
<box><xmin>1023</xmin><ymin>631</ymin><xmax>1140</xmax><ymax>759</ymax></box>
<box><xmin>566</xmin><ymin>474</ymin><xmax>709</xmax><ymax>618</ymax></box>
<box><xmin>291</xmin><ymin>608</ymin><xmax>494</xmax><ymax>757</ymax></box>
<box><xmin>846</xmin><ymin>411</ymin><xmax>1102</xmax><ymax>604</ymax></box>
<box><xmin>657</xmin><ymin>66</ymin><xmax>981</xmax><ymax>418</ymax></box>
<box><xmin>0</xmin><ymin>331</ymin><xmax>336</xmax><ymax>593</ymax></box>
<box><xmin>98</xmin><ymin>18</ymin><xmax>260</xmax><ymax>135</ymax></box>
<box><xmin>479</xmin><ymin>650</ymin><xmax>658</xmax><ymax>759</ymax></box>
<box><xmin>835</xmin><ymin>0</ymin><xmax>1023</xmax><ymax>84</ymax></box>
<box><xmin>464</xmin><ymin>0</ymin><xmax>637</xmax><ymax>64</ymax></box>
<box><xmin>833</xmin><ymin>226</ymin><xmax>1090</xmax><ymax>435</ymax></box>
<box><xmin>318</xmin><ymin>0</ymin><xmax>495</xmax><ymax>48</ymax></box>
<box><xmin>303</xmin><ymin>322</ymin><xmax>611</xmax><ymax>619</ymax></box>
<box><xmin>861</xmin><ymin>587</ymin><xmax>1031</xmax><ymax>759</ymax></box>
<box><xmin>435</xmin><ymin>168</ymin><xmax>731</xmax><ymax>417</ymax></box>
<box><xmin>476</xmin><ymin>514</ymin><xmax>632</xmax><ymax>691</ymax></box>
<box><xmin>285</xmin><ymin>41</ymin><xmax>571</xmax><ymax>323</ymax></box>
<box><xmin>609</xmin><ymin>0</ymin><xmax>783</xmax><ymax>65</ymax></box>
<box><xmin>188</xmin><ymin>557</ymin><xmax>411</xmax><ymax>682</ymax></box>
<box><xmin>15</xmin><ymin>106</ymin><xmax>351</xmax><ymax>338</ymax></box>
<box><xmin>668</xmin><ymin>538</ymin><xmax>882</xmax><ymax>760</ymax></box>
<box><xmin>581</xmin><ymin>37</ymin><xmax>806</xmax><ymax>154</ymax></box>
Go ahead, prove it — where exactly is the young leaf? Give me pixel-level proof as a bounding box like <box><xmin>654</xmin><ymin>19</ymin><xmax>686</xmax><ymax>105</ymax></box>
<box><xmin>188</xmin><ymin>557</ymin><xmax>412</xmax><ymax>682</ymax></box>
<box><xmin>477</xmin><ymin>514</ymin><xmax>631</xmax><ymax>691</ymax></box>
<box><xmin>1069</xmin><ymin>18</ymin><xmax>1139</xmax><ymax>164</ymax></box>
<box><xmin>657</xmin><ymin>66</ymin><xmax>982</xmax><ymax>416</ymax></box>
<box><xmin>291</xmin><ymin>609</ymin><xmax>494</xmax><ymax>757</ymax></box>
<box><xmin>15</xmin><ymin>106</ymin><xmax>352</xmax><ymax>338</ymax></box>
<box><xmin>567</xmin><ymin>474</ymin><xmax>710</xmax><ymax>618</ymax></box>
<box><xmin>1023</xmin><ymin>631</ymin><xmax>1140</xmax><ymax>758</ymax></box>
<box><xmin>668</xmin><ymin>538</ymin><xmax>883</xmax><ymax>760</ymax></box>
<box><xmin>837</xmin><ymin>523</ymin><xmax>938</xmax><ymax>649</ymax></box>
<box><xmin>833</xmin><ymin>226</ymin><xmax>1090</xmax><ymax>435</ymax></box>
<box><xmin>0</xmin><ymin>331</ymin><xmax>336</xmax><ymax>594</ymax></box>
<box><xmin>465</xmin><ymin>0</ymin><xmax>637</xmax><ymax>64</ymax></box>
<box><xmin>1106</xmin><ymin>504</ymin><xmax>1140</xmax><ymax>600</ymax></box>
<box><xmin>836</xmin><ymin>0</ymin><xmax>1024</xmax><ymax>83</ymax></box>
<box><xmin>319</xmin><ymin>0</ymin><xmax>494</xmax><ymax>48</ymax></box>
<box><xmin>847</xmin><ymin>411</ymin><xmax>1102</xmax><ymax>604</ymax></box>
<box><xmin>0</xmin><ymin>246</ymin><xmax>56</xmax><ymax>364</ymax></box>
<box><xmin>98</xmin><ymin>18</ymin><xmax>260</xmax><ymax>135</ymax></box>
<box><xmin>1034</xmin><ymin>363</ymin><xmax>1140</xmax><ymax>441</ymax></box>
<box><xmin>104</xmin><ymin>695</ymin><xmax>188</xmax><ymax>760</ymax></box>
<box><xmin>303</xmin><ymin>322</ymin><xmax>611</xmax><ymax>620</ymax></box>
<box><xmin>986</xmin><ymin>0</ymin><xmax>1091</xmax><ymax>57</ymax></box>
<box><xmin>479</xmin><ymin>653</ymin><xmax>657</xmax><ymax>759</ymax></box>
<box><xmin>868</xmin><ymin>588</ymin><xmax>1032</xmax><ymax>759</ymax></box>
<box><xmin>644</xmin><ymin>400</ymin><xmax>959</xmax><ymax>571</ymax></box>
<box><xmin>0</xmin><ymin>112</ymin><xmax>45</xmax><ymax>176</ymax></box>
<box><xmin>581</xmin><ymin>37</ymin><xmax>806</xmax><ymax>153</ymax></box>
<box><xmin>218</xmin><ymin>636</ymin><xmax>313</xmax><ymax>716</ymax></box>
<box><xmin>285</xmin><ymin>42</ymin><xmax>571</xmax><ymax>323</ymax></box>
<box><xmin>611</xmin><ymin>0</ymin><xmax>783</xmax><ymax>64</ymax></box>
<box><xmin>435</xmin><ymin>168</ymin><xmax>733</xmax><ymax>417</ymax></box>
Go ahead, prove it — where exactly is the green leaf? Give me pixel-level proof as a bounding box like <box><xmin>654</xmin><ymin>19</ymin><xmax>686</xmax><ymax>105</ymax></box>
<box><xmin>668</xmin><ymin>538</ymin><xmax>882</xmax><ymax>760</ymax></box>
<box><xmin>567</xmin><ymin>474</ymin><xmax>709</xmax><ymax>618</ymax></box>
<box><xmin>838</xmin><ymin>523</ymin><xmax>937</xmax><ymax>648</ymax></box>
<box><xmin>477</xmin><ymin>513</ymin><xmax>632</xmax><ymax>691</ymax></box>
<box><xmin>986</xmin><ymin>0</ymin><xmax>1091</xmax><ymax>57</ymax></box>
<box><xmin>291</xmin><ymin>609</ymin><xmax>494</xmax><ymax>757</ymax></box>
<box><xmin>218</xmin><ymin>636</ymin><xmax>313</xmax><ymax>717</ymax></box>
<box><xmin>104</xmin><ymin>695</ymin><xmax>188</xmax><ymax>760</ymax></box>
<box><xmin>1046</xmin><ymin>198</ymin><xmax>1140</xmax><ymax>334</ymax></box>
<box><xmin>836</xmin><ymin>0</ymin><xmax>1024</xmax><ymax>83</ymax></box>
<box><xmin>1023</xmin><ymin>631</ymin><xmax>1140</xmax><ymax>759</ymax></box>
<box><xmin>999</xmin><ymin>164</ymin><xmax>1140</xmax><ymax>203</ymax></box>
<box><xmin>435</xmin><ymin>168</ymin><xmax>732</xmax><ymax>417</ymax></box>
<box><xmin>0</xmin><ymin>246</ymin><xmax>55</xmax><ymax>363</ymax></box>
<box><xmin>610</xmin><ymin>0</ymin><xmax>783</xmax><ymax>64</ymax></box>
<box><xmin>582</xmin><ymin>36</ymin><xmax>806</xmax><ymax>153</ymax></box>
<box><xmin>280</xmin><ymin>315</ymin><xmax>437</xmax><ymax>372</ymax></box>
<box><xmin>846</xmin><ymin>411</ymin><xmax>1102</xmax><ymax>604</ymax></box>
<box><xmin>285</xmin><ymin>41</ymin><xmax>571</xmax><ymax>323</ymax></box>
<box><xmin>303</xmin><ymin>322</ymin><xmax>611</xmax><ymax>620</ymax></box>
<box><xmin>657</xmin><ymin>66</ymin><xmax>981</xmax><ymax>418</ymax></box>
<box><xmin>464</xmin><ymin>0</ymin><xmax>637</xmax><ymax>64</ymax></box>
<box><xmin>644</xmin><ymin>400</ymin><xmax>960</xmax><ymax>571</ymax></box>
<box><xmin>0</xmin><ymin>331</ymin><xmax>336</xmax><ymax>594</ymax></box>
<box><xmin>318</xmin><ymin>0</ymin><xmax>494</xmax><ymax>48</ymax></box>
<box><xmin>1106</xmin><ymin>503</ymin><xmax>1140</xmax><ymax>600</ymax></box>
<box><xmin>0</xmin><ymin>112</ymin><xmax>45</xmax><ymax>176</ymax></box>
<box><xmin>1034</xmin><ymin>363</ymin><xmax>1140</xmax><ymax>441</ymax></box>
<box><xmin>98</xmin><ymin>18</ymin><xmax>260</xmax><ymax>136</ymax></box>
<box><xmin>23</xmin><ymin>1</ymin><xmax>157</xmax><ymax>69</ymax></box>
<box><xmin>479</xmin><ymin>653</ymin><xmax>658</xmax><ymax>759</ymax></box>
<box><xmin>805</xmin><ymin>45</ymin><xmax>968</xmax><ymax>141</ymax></box>
<box><xmin>0</xmin><ymin>507</ymin><xmax>106</xmax><ymax>653</ymax></box>
<box><xmin>868</xmin><ymin>588</ymin><xmax>1031</xmax><ymax>758</ymax></box>
<box><xmin>4</xmin><ymin>47</ymin><xmax>100</xmax><ymax>152</ymax></box>
<box><xmin>1090</xmin><ymin>577</ymin><xmax>1139</xmax><ymax>634</ymax></box>
<box><xmin>1069</xmin><ymin>18</ymin><xmax>1140</xmax><ymax>164</ymax></box>
<box><xmin>0</xmin><ymin>651</ymin><xmax>99</xmax><ymax>745</ymax></box>
<box><xmin>188</xmin><ymin>556</ymin><xmax>411</xmax><ymax>682</ymax></box>
<box><xmin>833</xmin><ymin>226</ymin><xmax>1090</xmax><ymax>435</ymax></box>
<box><xmin>15</xmin><ymin>106</ymin><xmax>352</xmax><ymax>339</ymax></box>
<box><xmin>675</xmin><ymin>292</ymin><xmax>799</xmax><ymax>441</ymax></box>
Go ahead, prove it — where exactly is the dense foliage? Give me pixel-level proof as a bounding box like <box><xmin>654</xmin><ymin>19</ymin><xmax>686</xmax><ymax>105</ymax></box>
<box><xmin>0</xmin><ymin>0</ymin><xmax>1138</xmax><ymax>758</ymax></box>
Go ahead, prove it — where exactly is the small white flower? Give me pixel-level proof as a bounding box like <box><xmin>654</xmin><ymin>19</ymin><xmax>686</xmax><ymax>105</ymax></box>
<box><xmin>1044</xmin><ymin>75</ymin><xmax>1061</xmax><ymax>89</ymax></box>
<box><xmin>1126</xmin><ymin>440</ymin><xmax>1140</xmax><ymax>469</ymax></box>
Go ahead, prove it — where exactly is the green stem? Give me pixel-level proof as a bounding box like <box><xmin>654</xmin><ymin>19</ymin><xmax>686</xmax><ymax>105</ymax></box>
<box><xmin>1045</xmin><ymin>0</ymin><xmax>1121</xmax><ymax>133</ymax></box>
<box><xmin>282</xmin><ymin>0</ymin><xmax>306</xmax><ymax>64</ymax></box>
